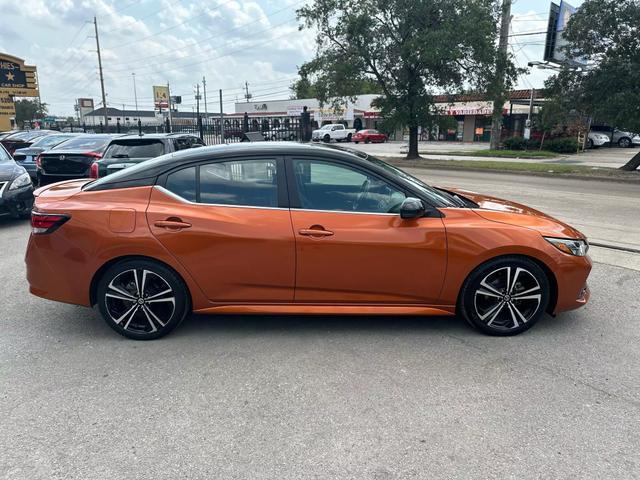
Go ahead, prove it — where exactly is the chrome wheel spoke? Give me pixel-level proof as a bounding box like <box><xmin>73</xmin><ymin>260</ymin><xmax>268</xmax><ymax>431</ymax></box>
<box><xmin>476</xmin><ymin>288</ymin><xmax>502</xmax><ymax>299</ymax></box>
<box><xmin>485</xmin><ymin>304</ymin><xmax>505</xmax><ymax>326</ymax></box>
<box><xmin>107</xmin><ymin>282</ymin><xmax>136</xmax><ymax>300</ymax></box>
<box><xmin>509</xmin><ymin>267</ymin><xmax>524</xmax><ymax>294</ymax></box>
<box><xmin>141</xmin><ymin>306</ymin><xmax>159</xmax><ymax>332</ymax></box>
<box><xmin>146</xmin><ymin>288</ymin><xmax>173</xmax><ymax>301</ymax></box>
<box><xmin>513</xmin><ymin>286</ymin><xmax>541</xmax><ymax>298</ymax></box>
<box><xmin>133</xmin><ymin>269</ymin><xmax>141</xmax><ymax>297</ymax></box>
<box><xmin>123</xmin><ymin>306</ymin><xmax>140</xmax><ymax>330</ymax></box>
<box><xmin>479</xmin><ymin>280</ymin><xmax>503</xmax><ymax>296</ymax></box>
<box><xmin>509</xmin><ymin>302</ymin><xmax>529</xmax><ymax>325</ymax></box>
<box><xmin>515</xmin><ymin>294</ymin><xmax>542</xmax><ymax>301</ymax></box>
<box><xmin>143</xmin><ymin>304</ymin><xmax>166</xmax><ymax>328</ymax></box>
<box><xmin>114</xmin><ymin>303</ymin><xmax>138</xmax><ymax>325</ymax></box>
<box><xmin>506</xmin><ymin>303</ymin><xmax>520</xmax><ymax>328</ymax></box>
<box><xmin>105</xmin><ymin>292</ymin><xmax>136</xmax><ymax>302</ymax></box>
<box><xmin>141</xmin><ymin>270</ymin><xmax>149</xmax><ymax>297</ymax></box>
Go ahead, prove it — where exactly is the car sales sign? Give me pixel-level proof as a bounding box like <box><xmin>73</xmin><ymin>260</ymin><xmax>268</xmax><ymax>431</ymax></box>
<box><xmin>0</xmin><ymin>53</ymin><xmax>39</xmax><ymax>97</ymax></box>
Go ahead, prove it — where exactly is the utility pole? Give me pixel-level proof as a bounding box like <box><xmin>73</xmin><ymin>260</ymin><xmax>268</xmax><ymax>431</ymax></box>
<box><xmin>132</xmin><ymin>73</ymin><xmax>139</xmax><ymax>113</ymax></box>
<box><xmin>489</xmin><ymin>0</ymin><xmax>512</xmax><ymax>149</ymax></box>
<box><xmin>524</xmin><ymin>87</ymin><xmax>535</xmax><ymax>140</ymax></box>
<box><xmin>167</xmin><ymin>82</ymin><xmax>173</xmax><ymax>133</ymax></box>
<box><xmin>244</xmin><ymin>81</ymin><xmax>252</xmax><ymax>102</ymax></box>
<box><xmin>203</xmin><ymin>76</ymin><xmax>208</xmax><ymax>119</ymax></box>
<box><xmin>195</xmin><ymin>83</ymin><xmax>201</xmax><ymax>118</ymax></box>
<box><xmin>94</xmin><ymin>16</ymin><xmax>108</xmax><ymax>128</ymax></box>
<box><xmin>219</xmin><ymin>89</ymin><xmax>224</xmax><ymax>143</ymax></box>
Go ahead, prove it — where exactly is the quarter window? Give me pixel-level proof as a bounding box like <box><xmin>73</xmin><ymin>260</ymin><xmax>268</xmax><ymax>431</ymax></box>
<box><xmin>292</xmin><ymin>159</ymin><xmax>406</xmax><ymax>214</ymax></box>
<box><xmin>166</xmin><ymin>166</ymin><xmax>196</xmax><ymax>202</ymax></box>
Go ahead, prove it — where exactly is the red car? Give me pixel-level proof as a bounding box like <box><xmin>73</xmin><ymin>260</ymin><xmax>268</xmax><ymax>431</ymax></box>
<box><xmin>352</xmin><ymin>129</ymin><xmax>388</xmax><ymax>144</ymax></box>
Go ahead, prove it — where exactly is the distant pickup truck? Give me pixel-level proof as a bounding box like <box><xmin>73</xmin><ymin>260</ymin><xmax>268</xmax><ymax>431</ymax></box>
<box><xmin>311</xmin><ymin>124</ymin><xmax>356</xmax><ymax>143</ymax></box>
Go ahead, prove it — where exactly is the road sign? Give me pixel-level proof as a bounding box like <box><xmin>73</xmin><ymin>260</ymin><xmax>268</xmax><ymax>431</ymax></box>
<box><xmin>153</xmin><ymin>85</ymin><xmax>169</xmax><ymax>108</ymax></box>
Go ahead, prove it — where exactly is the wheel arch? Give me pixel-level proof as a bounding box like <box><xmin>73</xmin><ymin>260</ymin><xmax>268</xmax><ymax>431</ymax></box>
<box><xmin>89</xmin><ymin>255</ymin><xmax>194</xmax><ymax>308</ymax></box>
<box><xmin>456</xmin><ymin>253</ymin><xmax>558</xmax><ymax>315</ymax></box>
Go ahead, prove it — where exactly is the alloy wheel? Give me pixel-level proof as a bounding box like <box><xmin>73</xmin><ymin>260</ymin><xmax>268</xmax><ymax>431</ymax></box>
<box><xmin>104</xmin><ymin>269</ymin><xmax>176</xmax><ymax>334</ymax></box>
<box><xmin>473</xmin><ymin>266</ymin><xmax>542</xmax><ymax>331</ymax></box>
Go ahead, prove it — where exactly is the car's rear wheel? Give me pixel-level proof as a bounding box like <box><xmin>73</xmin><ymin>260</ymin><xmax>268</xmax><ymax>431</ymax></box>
<box><xmin>96</xmin><ymin>259</ymin><xmax>190</xmax><ymax>340</ymax></box>
<box><xmin>323</xmin><ymin>134</ymin><xmax>331</xmax><ymax>143</ymax></box>
<box><xmin>365</xmin><ymin>138</ymin><xmax>371</xmax><ymax>144</ymax></box>
<box><xmin>618</xmin><ymin>137</ymin><xmax>631</xmax><ymax>148</ymax></box>
<box><xmin>459</xmin><ymin>256</ymin><xmax>550</xmax><ymax>336</ymax></box>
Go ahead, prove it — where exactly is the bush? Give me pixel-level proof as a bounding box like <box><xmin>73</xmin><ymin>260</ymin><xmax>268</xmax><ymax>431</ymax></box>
<box><xmin>503</xmin><ymin>137</ymin><xmax>527</xmax><ymax>150</ymax></box>
<box><xmin>543</xmin><ymin>137</ymin><xmax>579</xmax><ymax>153</ymax></box>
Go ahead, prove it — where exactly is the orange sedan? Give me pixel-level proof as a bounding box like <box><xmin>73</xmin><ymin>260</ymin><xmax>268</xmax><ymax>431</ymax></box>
<box><xmin>25</xmin><ymin>143</ymin><xmax>591</xmax><ymax>340</ymax></box>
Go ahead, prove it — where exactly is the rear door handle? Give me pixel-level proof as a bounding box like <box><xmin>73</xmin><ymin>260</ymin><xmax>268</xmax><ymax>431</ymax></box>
<box><xmin>299</xmin><ymin>228</ymin><xmax>334</xmax><ymax>237</ymax></box>
<box><xmin>154</xmin><ymin>218</ymin><xmax>192</xmax><ymax>230</ymax></box>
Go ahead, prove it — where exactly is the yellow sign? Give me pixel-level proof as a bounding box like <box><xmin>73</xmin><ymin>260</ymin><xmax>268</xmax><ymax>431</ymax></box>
<box><xmin>153</xmin><ymin>85</ymin><xmax>169</xmax><ymax>108</ymax></box>
<box><xmin>0</xmin><ymin>53</ymin><xmax>38</xmax><ymax>97</ymax></box>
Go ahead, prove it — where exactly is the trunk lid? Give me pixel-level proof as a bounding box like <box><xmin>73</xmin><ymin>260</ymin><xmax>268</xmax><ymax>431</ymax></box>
<box><xmin>33</xmin><ymin>179</ymin><xmax>92</xmax><ymax>201</ymax></box>
<box><xmin>40</xmin><ymin>152</ymin><xmax>99</xmax><ymax>176</ymax></box>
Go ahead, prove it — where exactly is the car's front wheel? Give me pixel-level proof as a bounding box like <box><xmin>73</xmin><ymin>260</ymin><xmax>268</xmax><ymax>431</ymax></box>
<box><xmin>459</xmin><ymin>256</ymin><xmax>550</xmax><ymax>336</ymax></box>
<box><xmin>96</xmin><ymin>259</ymin><xmax>190</xmax><ymax>340</ymax></box>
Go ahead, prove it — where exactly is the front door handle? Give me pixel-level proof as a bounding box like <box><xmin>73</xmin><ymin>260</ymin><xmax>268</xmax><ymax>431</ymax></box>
<box><xmin>299</xmin><ymin>226</ymin><xmax>334</xmax><ymax>237</ymax></box>
<box><xmin>154</xmin><ymin>218</ymin><xmax>192</xmax><ymax>230</ymax></box>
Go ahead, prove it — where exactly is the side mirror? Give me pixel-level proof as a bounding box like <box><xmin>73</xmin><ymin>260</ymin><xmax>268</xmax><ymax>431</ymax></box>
<box><xmin>400</xmin><ymin>197</ymin><xmax>426</xmax><ymax>219</ymax></box>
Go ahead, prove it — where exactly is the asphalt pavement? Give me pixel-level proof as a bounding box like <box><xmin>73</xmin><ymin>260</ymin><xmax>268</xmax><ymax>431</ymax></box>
<box><xmin>1</xmin><ymin>171</ymin><xmax>639</xmax><ymax>479</ymax></box>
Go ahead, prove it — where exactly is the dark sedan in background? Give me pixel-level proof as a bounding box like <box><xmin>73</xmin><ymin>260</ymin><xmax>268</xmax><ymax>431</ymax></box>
<box><xmin>0</xmin><ymin>143</ymin><xmax>33</xmax><ymax>219</ymax></box>
<box><xmin>13</xmin><ymin>133</ymin><xmax>82</xmax><ymax>180</ymax></box>
<box><xmin>36</xmin><ymin>134</ymin><xmax>122</xmax><ymax>186</ymax></box>
<box><xmin>0</xmin><ymin>130</ymin><xmax>56</xmax><ymax>155</ymax></box>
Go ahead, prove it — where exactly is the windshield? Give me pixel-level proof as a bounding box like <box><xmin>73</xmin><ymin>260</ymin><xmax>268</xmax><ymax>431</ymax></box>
<box><xmin>0</xmin><ymin>145</ymin><xmax>11</xmax><ymax>163</ymax></box>
<box><xmin>52</xmin><ymin>136</ymin><xmax>111</xmax><ymax>151</ymax></box>
<box><xmin>320</xmin><ymin>125</ymin><xmax>332</xmax><ymax>130</ymax></box>
<box><xmin>104</xmin><ymin>140</ymin><xmax>165</xmax><ymax>159</ymax></box>
<box><xmin>31</xmin><ymin>135</ymin><xmax>75</xmax><ymax>148</ymax></box>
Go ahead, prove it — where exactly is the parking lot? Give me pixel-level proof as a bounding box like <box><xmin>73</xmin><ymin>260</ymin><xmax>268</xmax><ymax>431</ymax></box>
<box><xmin>1</xmin><ymin>169</ymin><xmax>639</xmax><ymax>479</ymax></box>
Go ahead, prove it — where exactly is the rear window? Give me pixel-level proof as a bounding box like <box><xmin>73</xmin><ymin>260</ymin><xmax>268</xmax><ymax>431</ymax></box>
<box><xmin>52</xmin><ymin>136</ymin><xmax>111</xmax><ymax>151</ymax></box>
<box><xmin>104</xmin><ymin>140</ymin><xmax>165</xmax><ymax>159</ymax></box>
<box><xmin>32</xmin><ymin>135</ymin><xmax>75</xmax><ymax>148</ymax></box>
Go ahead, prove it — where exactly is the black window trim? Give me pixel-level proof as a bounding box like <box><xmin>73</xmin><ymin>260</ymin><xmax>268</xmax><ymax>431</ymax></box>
<box><xmin>284</xmin><ymin>154</ymin><xmax>441</xmax><ymax>217</ymax></box>
<box><xmin>158</xmin><ymin>155</ymin><xmax>288</xmax><ymax>210</ymax></box>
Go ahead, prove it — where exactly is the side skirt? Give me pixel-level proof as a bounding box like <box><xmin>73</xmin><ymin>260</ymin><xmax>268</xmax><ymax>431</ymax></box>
<box><xmin>193</xmin><ymin>304</ymin><xmax>456</xmax><ymax>316</ymax></box>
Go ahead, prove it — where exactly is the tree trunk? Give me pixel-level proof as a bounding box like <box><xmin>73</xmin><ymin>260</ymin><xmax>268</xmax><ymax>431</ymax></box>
<box><xmin>539</xmin><ymin>131</ymin><xmax>546</xmax><ymax>151</ymax></box>
<box><xmin>406</xmin><ymin>126</ymin><xmax>420</xmax><ymax>159</ymax></box>
<box><xmin>620</xmin><ymin>150</ymin><xmax>640</xmax><ymax>171</ymax></box>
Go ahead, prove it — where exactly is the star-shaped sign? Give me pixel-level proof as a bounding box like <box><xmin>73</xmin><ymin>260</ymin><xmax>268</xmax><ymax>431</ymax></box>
<box><xmin>5</xmin><ymin>72</ymin><xmax>15</xmax><ymax>81</ymax></box>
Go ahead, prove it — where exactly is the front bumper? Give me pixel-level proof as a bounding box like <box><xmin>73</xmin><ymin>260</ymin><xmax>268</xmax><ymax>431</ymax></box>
<box><xmin>0</xmin><ymin>184</ymin><xmax>34</xmax><ymax>218</ymax></box>
<box><xmin>553</xmin><ymin>254</ymin><xmax>592</xmax><ymax>314</ymax></box>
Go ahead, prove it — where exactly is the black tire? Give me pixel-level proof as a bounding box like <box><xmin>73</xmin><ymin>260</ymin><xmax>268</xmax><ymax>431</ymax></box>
<box><xmin>618</xmin><ymin>137</ymin><xmax>632</xmax><ymax>148</ymax></box>
<box><xmin>323</xmin><ymin>134</ymin><xmax>331</xmax><ymax>143</ymax></box>
<box><xmin>346</xmin><ymin>133</ymin><xmax>352</xmax><ymax>142</ymax></box>
<box><xmin>458</xmin><ymin>256</ymin><xmax>550</xmax><ymax>336</ymax></box>
<box><xmin>365</xmin><ymin>138</ymin><xmax>371</xmax><ymax>144</ymax></box>
<box><xmin>587</xmin><ymin>139</ymin><xmax>594</xmax><ymax>149</ymax></box>
<box><xmin>354</xmin><ymin>141</ymin><xmax>359</xmax><ymax>144</ymax></box>
<box><xmin>96</xmin><ymin>258</ymin><xmax>190</xmax><ymax>340</ymax></box>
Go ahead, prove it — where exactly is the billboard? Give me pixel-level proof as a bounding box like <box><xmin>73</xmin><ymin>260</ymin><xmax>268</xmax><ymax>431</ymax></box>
<box><xmin>153</xmin><ymin>85</ymin><xmax>169</xmax><ymax>109</ymax></box>
<box><xmin>543</xmin><ymin>1</ymin><xmax>586</xmax><ymax>67</ymax></box>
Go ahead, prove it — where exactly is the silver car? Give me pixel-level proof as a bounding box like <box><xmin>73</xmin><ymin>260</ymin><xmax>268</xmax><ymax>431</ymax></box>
<box><xmin>591</xmin><ymin>125</ymin><xmax>640</xmax><ymax>148</ymax></box>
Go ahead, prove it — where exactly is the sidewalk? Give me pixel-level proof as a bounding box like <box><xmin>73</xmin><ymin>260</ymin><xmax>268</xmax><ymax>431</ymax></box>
<box><xmin>349</xmin><ymin>141</ymin><xmax>637</xmax><ymax>169</ymax></box>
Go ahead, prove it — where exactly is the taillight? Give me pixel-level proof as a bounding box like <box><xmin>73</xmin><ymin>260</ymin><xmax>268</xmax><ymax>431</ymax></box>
<box><xmin>31</xmin><ymin>212</ymin><xmax>70</xmax><ymax>234</ymax></box>
<box><xmin>35</xmin><ymin>154</ymin><xmax>42</xmax><ymax>168</ymax></box>
<box><xmin>90</xmin><ymin>162</ymin><xmax>99</xmax><ymax>179</ymax></box>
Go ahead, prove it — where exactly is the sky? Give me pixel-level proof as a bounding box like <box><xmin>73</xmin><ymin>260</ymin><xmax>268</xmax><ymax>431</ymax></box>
<box><xmin>0</xmin><ymin>0</ymin><xmax>583</xmax><ymax>117</ymax></box>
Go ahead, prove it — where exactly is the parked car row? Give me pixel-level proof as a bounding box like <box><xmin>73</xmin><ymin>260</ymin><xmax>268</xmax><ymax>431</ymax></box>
<box><xmin>0</xmin><ymin>130</ymin><xmax>207</xmax><ymax>221</ymax></box>
<box><xmin>587</xmin><ymin>125</ymin><xmax>640</xmax><ymax>149</ymax></box>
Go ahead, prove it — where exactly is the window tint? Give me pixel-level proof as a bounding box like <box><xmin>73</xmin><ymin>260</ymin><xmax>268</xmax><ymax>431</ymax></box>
<box><xmin>292</xmin><ymin>159</ymin><xmax>406</xmax><ymax>214</ymax></box>
<box><xmin>104</xmin><ymin>140</ymin><xmax>165</xmax><ymax>158</ymax></box>
<box><xmin>199</xmin><ymin>159</ymin><xmax>277</xmax><ymax>207</ymax></box>
<box><xmin>173</xmin><ymin>137</ymin><xmax>193</xmax><ymax>151</ymax></box>
<box><xmin>52</xmin><ymin>136</ymin><xmax>111</xmax><ymax>151</ymax></box>
<box><xmin>166</xmin><ymin>166</ymin><xmax>196</xmax><ymax>202</ymax></box>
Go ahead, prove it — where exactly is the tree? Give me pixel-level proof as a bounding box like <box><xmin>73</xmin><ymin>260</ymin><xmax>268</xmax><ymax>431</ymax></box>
<box><xmin>14</xmin><ymin>99</ymin><xmax>48</xmax><ymax>127</ymax></box>
<box><xmin>297</xmin><ymin>0</ymin><xmax>513</xmax><ymax>159</ymax></box>
<box><xmin>548</xmin><ymin>0</ymin><xmax>640</xmax><ymax>170</ymax></box>
<box><xmin>291</xmin><ymin>62</ymin><xmax>383</xmax><ymax>99</ymax></box>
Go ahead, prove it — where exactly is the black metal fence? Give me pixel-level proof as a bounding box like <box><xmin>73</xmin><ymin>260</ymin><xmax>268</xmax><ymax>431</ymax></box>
<box><xmin>82</xmin><ymin>115</ymin><xmax>309</xmax><ymax>146</ymax></box>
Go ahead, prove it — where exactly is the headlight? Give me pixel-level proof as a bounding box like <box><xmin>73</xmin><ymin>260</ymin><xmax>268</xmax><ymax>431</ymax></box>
<box><xmin>544</xmin><ymin>237</ymin><xmax>589</xmax><ymax>256</ymax></box>
<box><xmin>9</xmin><ymin>172</ymin><xmax>32</xmax><ymax>190</ymax></box>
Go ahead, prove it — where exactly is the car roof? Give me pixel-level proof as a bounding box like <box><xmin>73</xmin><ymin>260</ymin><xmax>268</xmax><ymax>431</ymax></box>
<box><xmin>86</xmin><ymin>142</ymin><xmax>367</xmax><ymax>191</ymax></box>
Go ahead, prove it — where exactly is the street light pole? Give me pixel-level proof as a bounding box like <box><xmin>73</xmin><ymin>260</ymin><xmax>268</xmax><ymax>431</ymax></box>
<box><xmin>93</xmin><ymin>16</ymin><xmax>108</xmax><ymax>128</ymax></box>
<box><xmin>132</xmin><ymin>73</ymin><xmax>139</xmax><ymax>113</ymax></box>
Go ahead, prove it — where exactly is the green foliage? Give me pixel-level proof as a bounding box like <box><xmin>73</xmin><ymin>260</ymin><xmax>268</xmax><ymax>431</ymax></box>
<box><xmin>14</xmin><ymin>99</ymin><xmax>48</xmax><ymax>127</ymax></box>
<box><xmin>544</xmin><ymin>137</ymin><xmax>579</xmax><ymax>154</ymax></box>
<box><xmin>502</xmin><ymin>137</ymin><xmax>527</xmax><ymax>150</ymax></box>
<box><xmin>296</xmin><ymin>0</ymin><xmax>515</xmax><ymax>157</ymax></box>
